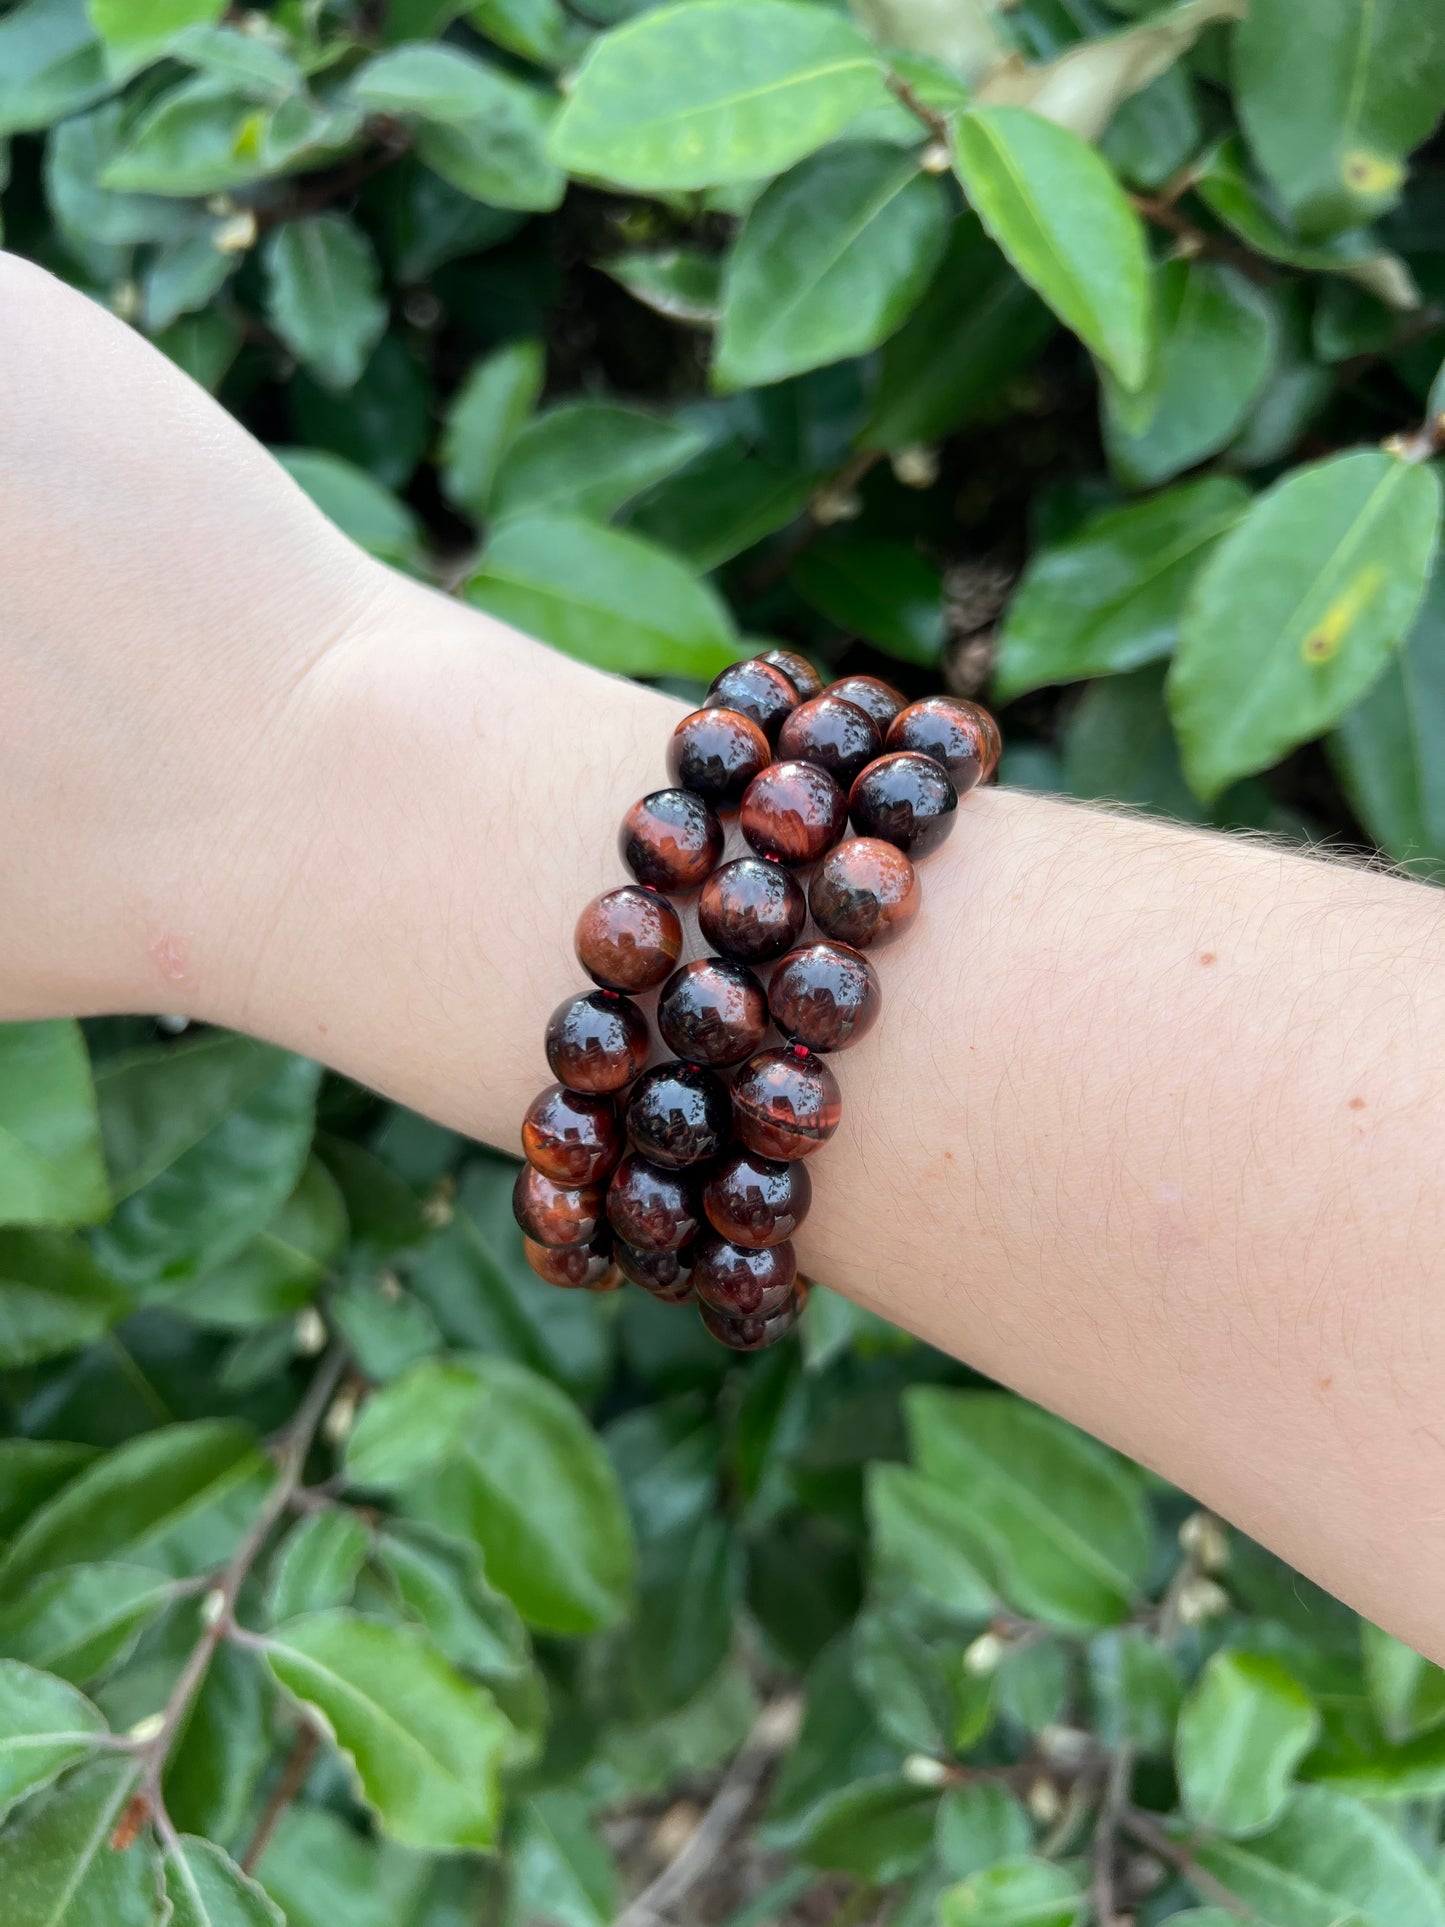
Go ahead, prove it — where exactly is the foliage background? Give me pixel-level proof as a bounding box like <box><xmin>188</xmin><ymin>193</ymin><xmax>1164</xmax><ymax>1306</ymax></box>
<box><xmin>2</xmin><ymin>0</ymin><xmax>1445</xmax><ymax>1921</ymax></box>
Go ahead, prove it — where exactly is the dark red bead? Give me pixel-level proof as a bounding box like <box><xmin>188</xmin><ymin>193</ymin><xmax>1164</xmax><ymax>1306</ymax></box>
<box><xmin>698</xmin><ymin>857</ymin><xmax>807</xmax><ymax>966</ymax></box>
<box><xmin>758</xmin><ymin>648</ymin><xmax>824</xmax><ymax>701</ymax></box>
<box><xmin>657</xmin><ymin>958</ymin><xmax>769</xmax><ymax>1068</ymax></box>
<box><xmin>667</xmin><ymin>707</ymin><xmax>771</xmax><ymax>811</ymax></box>
<box><xmin>701</xmin><ymin>1282</ymin><xmax>808</xmax><ymax>1351</ymax></box>
<box><xmin>545</xmin><ymin>990</ymin><xmax>649</xmax><ymax>1094</ymax></box>
<box><xmin>524</xmin><ymin>1233</ymin><xmax>616</xmax><ymax>1289</ymax></box>
<box><xmin>607</xmin><ymin>1152</ymin><xmax>702</xmax><ymax>1252</ymax></box>
<box><xmin>776</xmin><ymin>695</ymin><xmax>881</xmax><ymax>790</ymax></box>
<box><xmin>886</xmin><ymin>696</ymin><xmax>991</xmax><ymax>795</ymax></box>
<box><xmin>706</xmin><ymin>660</ymin><xmax>799</xmax><ymax>741</ymax></box>
<box><xmin>979</xmin><ymin>708</ymin><xmax>1002</xmax><ymax>779</ymax></box>
<box><xmin>768</xmin><ymin>941</ymin><xmax>881</xmax><ymax>1053</ymax></box>
<box><xmin>693</xmin><ymin>1234</ymin><xmax>796</xmax><ymax>1316</ymax></box>
<box><xmin>521</xmin><ymin>1084</ymin><xmax>623</xmax><ymax>1185</ymax></box>
<box><xmin>739</xmin><ymin>761</ymin><xmax>847</xmax><ymax>868</ymax></box>
<box><xmin>823</xmin><ymin>675</ymin><xmax>907</xmax><ymax>734</ymax></box>
<box><xmin>575</xmin><ymin>885</ymin><xmax>682</xmax><ymax>992</ymax></box>
<box><xmin>625</xmin><ymin>1063</ymin><xmax>731</xmax><ymax>1169</ymax></box>
<box><xmin>615</xmin><ymin>1239</ymin><xmax>696</xmax><ymax>1303</ymax></box>
<box><xmin>620</xmin><ymin>789</ymin><xmax>724</xmax><ymax>895</ymax></box>
<box><xmin>513</xmin><ymin>1163</ymin><xmax>605</xmax><ymax>1248</ymax></box>
<box><xmin>849</xmin><ymin>752</ymin><xmax>958</xmax><ymax>859</ymax></box>
<box><xmin>703</xmin><ymin>1150</ymin><xmax>811</xmax><ymax>1248</ymax></box>
<box><xmin>808</xmin><ymin>838</ymin><xmax>921</xmax><ymax>952</ymax></box>
<box><xmin>731</xmin><ymin>1048</ymin><xmax>842</xmax><ymax>1160</ymax></box>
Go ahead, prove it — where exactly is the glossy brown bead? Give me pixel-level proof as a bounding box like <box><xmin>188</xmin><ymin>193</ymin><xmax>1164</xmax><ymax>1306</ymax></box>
<box><xmin>739</xmin><ymin>761</ymin><xmax>847</xmax><ymax>868</ymax></box>
<box><xmin>759</xmin><ymin>647</ymin><xmax>824</xmax><ymax>701</ymax></box>
<box><xmin>809</xmin><ymin>838</ymin><xmax>921</xmax><ymax>952</ymax></box>
<box><xmin>849</xmin><ymin>751</ymin><xmax>958</xmax><ymax>859</ymax></box>
<box><xmin>520</xmin><ymin>1084</ymin><xmax>623</xmax><ymax>1185</ymax></box>
<box><xmin>575</xmin><ymin>885</ymin><xmax>682</xmax><ymax>992</ymax></box>
<box><xmin>698</xmin><ymin>857</ymin><xmax>807</xmax><ymax>966</ymax></box>
<box><xmin>693</xmin><ymin>1234</ymin><xmax>797</xmax><ymax>1317</ymax></box>
<box><xmin>524</xmin><ymin>1232</ymin><xmax>616</xmax><ymax>1290</ymax></box>
<box><xmin>701</xmin><ymin>1282</ymin><xmax>808</xmax><ymax>1351</ymax></box>
<box><xmin>823</xmin><ymin>674</ymin><xmax>907</xmax><ymax>734</ymax></box>
<box><xmin>657</xmin><ymin>958</ymin><xmax>769</xmax><ymax>1068</ymax></box>
<box><xmin>545</xmin><ymin>990</ymin><xmax>649</xmax><ymax>1095</ymax></box>
<box><xmin>607</xmin><ymin>1152</ymin><xmax>701</xmax><ymax>1253</ymax></box>
<box><xmin>731</xmin><ymin>1048</ymin><xmax>842</xmax><ymax>1161</ymax></box>
<box><xmin>705</xmin><ymin>660</ymin><xmax>799</xmax><ymax>741</ymax></box>
<box><xmin>513</xmin><ymin>1162</ymin><xmax>605</xmax><ymax>1248</ymax></box>
<box><xmin>776</xmin><ymin>694</ymin><xmax>881</xmax><ymax>790</ymax></box>
<box><xmin>615</xmin><ymin>1239</ymin><xmax>696</xmax><ymax>1303</ymax></box>
<box><xmin>703</xmin><ymin>1149</ymin><xmax>811</xmax><ymax>1248</ymax></box>
<box><xmin>625</xmin><ymin>1063</ymin><xmax>731</xmax><ymax>1169</ymax></box>
<box><xmin>886</xmin><ymin>696</ymin><xmax>990</xmax><ymax>795</ymax></box>
<box><xmin>768</xmin><ymin>941</ymin><xmax>881</xmax><ymax>1053</ymax></box>
<box><xmin>667</xmin><ymin>707</ymin><xmax>771</xmax><ymax>811</ymax></box>
<box><xmin>620</xmin><ymin>789</ymin><xmax>724</xmax><ymax>895</ymax></box>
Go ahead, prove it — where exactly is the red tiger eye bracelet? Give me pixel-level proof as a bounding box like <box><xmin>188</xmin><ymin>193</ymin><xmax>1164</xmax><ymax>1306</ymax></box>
<box><xmin>513</xmin><ymin>651</ymin><xmax>1000</xmax><ymax>1351</ymax></box>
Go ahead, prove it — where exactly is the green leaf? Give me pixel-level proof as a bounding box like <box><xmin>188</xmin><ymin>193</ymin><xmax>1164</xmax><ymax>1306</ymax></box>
<box><xmin>0</xmin><ymin>1419</ymin><xmax>273</xmax><ymax>1586</ymax></box>
<box><xmin>906</xmin><ymin>1389</ymin><xmax>1151</xmax><ymax>1629</ymax></box>
<box><xmin>548</xmin><ymin>0</ymin><xmax>888</xmax><ymax>191</ymax></box>
<box><xmin>1359</xmin><ymin>1618</ymin><xmax>1445</xmax><ymax>1742</ymax></box>
<box><xmin>166</xmin><ymin>1836</ymin><xmax>284</xmax><ymax>1927</ymax></box>
<box><xmin>47</xmin><ymin>102</ymin><xmax>205</xmax><ymax>251</ymax></box>
<box><xmin>625</xmin><ymin>1514</ymin><xmax>740</xmax><ymax>1717</ymax></box>
<box><xmin>1192</xmin><ymin>1785</ymin><xmax>1445</xmax><ymax>1926</ymax></box>
<box><xmin>509</xmin><ymin>1792</ymin><xmax>618</xmax><ymax>1927</ymax></box>
<box><xmin>0</xmin><ymin>1660</ymin><xmax>107</xmax><ymax>1818</ymax></box>
<box><xmin>491</xmin><ymin>402</ymin><xmax>708</xmax><ymax>523</ymax></box>
<box><xmin>103</xmin><ymin>78</ymin><xmax>360</xmax><ymax>197</ymax></box>
<box><xmin>603</xmin><ymin>248</ymin><xmax>723</xmax><ymax>325</ymax></box>
<box><xmin>716</xmin><ymin>144</ymin><xmax>948</xmax><ymax>389</ymax></box>
<box><xmin>801</xmin><ymin>1777</ymin><xmax>938</xmax><ymax>1884</ymax></box>
<box><xmin>248</xmin><ymin>1806</ymin><xmax>432</xmax><ymax>1927</ymax></box>
<box><xmin>93</xmin><ymin>1035</ymin><xmax>321</xmax><ymax>1289</ymax></box>
<box><xmin>174</xmin><ymin>1158</ymin><xmax>348</xmax><ymax>1329</ymax></box>
<box><xmin>344</xmin><ymin>1359</ymin><xmax>485</xmax><ymax>1488</ymax></box>
<box><xmin>88</xmin><ymin>0</ymin><xmax>224</xmax><ymax>65</ymax></box>
<box><xmin>0</xmin><ymin>1022</ymin><xmax>110</xmax><ymax>1227</ymax></box>
<box><xmin>0</xmin><ymin>1442</ymin><xmax>95</xmax><ymax>1544</ymax></box>
<box><xmin>142</xmin><ymin>236</ymin><xmax>236</xmax><ymax>332</ymax></box>
<box><xmin>264</xmin><ymin>217</ymin><xmax>388</xmax><ymax>393</ymax></box>
<box><xmin>994</xmin><ymin>476</ymin><xmax>1250</xmax><ymax>700</ymax></box>
<box><xmin>463</xmin><ymin>514</ymin><xmax>739</xmax><ymax>677</ymax></box>
<box><xmin>273</xmin><ymin>448</ymin><xmax>424</xmax><ymax>571</ymax></box>
<box><xmin>0</xmin><ymin>1759</ymin><xmax>163</xmax><ymax>1927</ymax></box>
<box><xmin>268</xmin><ymin>1508</ymin><xmax>371</xmax><ymax>1622</ymax></box>
<box><xmin>1234</xmin><ymin>0</ymin><xmax>1445</xmax><ymax>237</ymax></box>
<box><xmin>0</xmin><ymin>1231</ymin><xmax>127</xmax><ymax>1368</ymax></box>
<box><xmin>372</xmin><ymin>1525</ymin><xmax>531</xmax><ymax>1685</ymax></box>
<box><xmin>940</xmin><ymin>1858</ymin><xmax>1086</xmax><ymax>1927</ymax></box>
<box><xmin>329</xmin><ymin>1279</ymin><xmax>440</xmax><ymax>1382</ymax></box>
<box><xmin>1302</xmin><ymin>1721</ymin><xmax>1445</xmax><ymax>1798</ymax></box>
<box><xmin>163</xmin><ymin>1639</ymin><xmax>271</xmax><ymax>1842</ymax></box>
<box><xmin>852</xmin><ymin>1605</ymin><xmax>956</xmax><ymax>1756</ymax></box>
<box><xmin>469</xmin><ymin>0</ymin><xmax>568</xmax><ymax>68</ymax></box>
<box><xmin>1169</xmin><ymin>449</ymin><xmax>1443</xmax><ymax>799</ymax></box>
<box><xmin>1088</xmin><ymin>1626</ymin><xmax>1183</xmax><ymax>1753</ymax></box>
<box><xmin>951</xmin><ymin>106</ymin><xmax>1151</xmax><ymax>391</ymax></box>
<box><xmin>0</xmin><ymin>0</ymin><xmax>110</xmax><ymax>139</ymax></box>
<box><xmin>0</xmin><ymin>1564</ymin><xmax>177</xmax><ymax>1684</ymax></box>
<box><xmin>627</xmin><ymin>444</ymin><xmax>818</xmax><ymax>573</ymax></box>
<box><xmin>168</xmin><ymin>23</ymin><xmax>302</xmax><ymax>98</ymax></box>
<box><xmin>792</xmin><ymin>537</ymin><xmax>945</xmax><ymax>665</ymax></box>
<box><xmin>865</xmin><ymin>1461</ymin><xmax>997</xmax><ymax>1618</ymax></box>
<box><xmin>935</xmin><ymin>1784</ymin><xmax>1032</xmax><ymax>1880</ymax></box>
<box><xmin>440</xmin><ymin>338</ymin><xmax>545</xmax><ymax>521</ymax></box>
<box><xmin>850</xmin><ymin>0</ymin><xmax>1005</xmax><ymax>85</ymax></box>
<box><xmin>1178</xmin><ymin>1651</ymin><xmax>1320</xmax><ymax>1836</ymax></box>
<box><xmin>264</xmin><ymin>1610</ymin><xmax>513</xmax><ymax>1852</ymax></box>
<box><xmin>1103</xmin><ymin>261</ymin><xmax>1277</xmax><ymax>489</ymax></box>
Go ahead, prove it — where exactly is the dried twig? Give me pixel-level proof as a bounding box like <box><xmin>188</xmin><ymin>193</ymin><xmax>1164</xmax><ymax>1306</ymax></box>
<box><xmin>1091</xmin><ymin>1747</ymin><xmax>1133</xmax><ymax>1927</ymax></box>
<box><xmin>1120</xmin><ymin>1807</ymin><xmax>1250</xmax><ymax>1919</ymax></box>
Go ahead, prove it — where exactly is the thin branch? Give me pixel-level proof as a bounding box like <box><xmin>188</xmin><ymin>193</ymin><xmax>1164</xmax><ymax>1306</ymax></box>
<box><xmin>239</xmin><ymin>1723</ymin><xmax>322</xmax><ymax>1875</ymax></box>
<box><xmin>1120</xmin><ymin>1808</ymin><xmax>1250</xmax><ymax>1919</ymax></box>
<box><xmin>1091</xmin><ymin>1747</ymin><xmax>1133</xmax><ymax>1927</ymax></box>
<box><xmin>886</xmin><ymin>71</ymin><xmax>949</xmax><ymax>139</ymax></box>
<box><xmin>1128</xmin><ymin>194</ymin><xmax>1275</xmax><ymax>284</ymax></box>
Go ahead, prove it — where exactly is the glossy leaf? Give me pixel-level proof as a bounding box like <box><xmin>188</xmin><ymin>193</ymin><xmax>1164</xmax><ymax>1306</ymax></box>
<box><xmin>248</xmin><ymin>1804</ymin><xmax>432</xmax><ymax>1927</ymax></box>
<box><xmin>344</xmin><ymin>1358</ymin><xmax>485</xmax><ymax>1488</ymax></box>
<box><xmin>174</xmin><ymin>1157</ymin><xmax>348</xmax><ymax>1329</ymax></box>
<box><xmin>273</xmin><ymin>450</ymin><xmax>424</xmax><ymax>571</ymax></box>
<box><xmin>0</xmin><ymin>1659</ymin><xmax>107</xmax><ymax>1818</ymax></box>
<box><xmin>0</xmin><ymin>1022</ymin><xmax>109</xmax><ymax>1227</ymax></box>
<box><xmin>89</xmin><ymin>0</ymin><xmax>224</xmax><ymax>62</ymax></box>
<box><xmin>603</xmin><ymin>249</ymin><xmax>723</xmax><ymax>325</ymax></box>
<box><xmin>792</xmin><ymin>537</ymin><xmax>945</xmax><ymax>665</ymax></box>
<box><xmin>1169</xmin><ymin>449</ymin><xmax>1442</xmax><ymax>798</ymax></box>
<box><xmin>268</xmin><ymin>1508</ymin><xmax>371</xmax><ymax>1621</ymax></box>
<box><xmin>627</xmin><ymin>445</ymin><xmax>817</xmax><ymax>573</ymax></box>
<box><xmin>1178</xmin><ymin>1650</ymin><xmax>1320</xmax><ymax>1835</ymax></box>
<box><xmin>103</xmin><ymin>79</ymin><xmax>360</xmax><ymax>198</ymax></box>
<box><xmin>491</xmin><ymin>402</ymin><xmax>707</xmax><ymax>523</ymax></box>
<box><xmin>0</xmin><ymin>1563</ymin><xmax>177</xmax><ymax>1684</ymax></box>
<box><xmin>163</xmin><ymin>1639</ymin><xmax>272</xmax><ymax>1843</ymax></box>
<box><xmin>0</xmin><ymin>1230</ymin><xmax>128</xmax><ymax>1368</ymax></box>
<box><xmin>264</xmin><ymin>217</ymin><xmax>388</xmax><ymax>393</ymax></box>
<box><xmin>509</xmin><ymin>1792</ymin><xmax>618</xmax><ymax>1927</ymax></box>
<box><xmin>166</xmin><ymin>1836</ymin><xmax>284</xmax><ymax>1927</ymax></box>
<box><xmin>935</xmin><ymin>1783</ymin><xmax>1032</xmax><ymax>1880</ymax></box>
<box><xmin>440</xmin><ymin>338</ymin><xmax>545</xmax><ymax>521</ymax></box>
<box><xmin>940</xmin><ymin>1858</ymin><xmax>1086</xmax><ymax>1927</ymax></box>
<box><xmin>801</xmin><ymin>1776</ymin><xmax>939</xmax><ymax>1883</ymax></box>
<box><xmin>865</xmin><ymin>1460</ymin><xmax>996</xmax><ymax>1618</ymax></box>
<box><xmin>0</xmin><ymin>0</ymin><xmax>110</xmax><ymax>139</ymax></box>
<box><xmin>1088</xmin><ymin>1625</ymin><xmax>1184</xmax><ymax>1752</ymax></box>
<box><xmin>0</xmin><ymin>1441</ymin><xmax>95</xmax><ymax>1543</ymax></box>
<box><xmin>328</xmin><ymin>1278</ymin><xmax>441</xmax><ymax>1382</ymax></box>
<box><xmin>0</xmin><ymin>1758</ymin><xmax>164</xmax><ymax>1927</ymax></box>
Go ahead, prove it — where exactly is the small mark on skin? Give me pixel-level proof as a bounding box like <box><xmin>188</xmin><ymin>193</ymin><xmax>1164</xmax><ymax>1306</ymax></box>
<box><xmin>1348</xmin><ymin>1096</ymin><xmax>1366</xmax><ymax>1111</ymax></box>
<box><xmin>1319</xmin><ymin>1375</ymin><xmax>1334</xmax><ymax>1392</ymax></box>
<box><xmin>1157</xmin><ymin>1181</ymin><xmax>1182</xmax><ymax>1204</ymax></box>
<box><xmin>943</xmin><ymin>1150</ymin><xmax>954</xmax><ymax>1162</ymax></box>
<box><xmin>1198</xmin><ymin>951</ymin><xmax>1217</xmax><ymax>967</ymax></box>
<box><xmin>149</xmin><ymin>933</ymin><xmax>189</xmax><ymax>983</ymax></box>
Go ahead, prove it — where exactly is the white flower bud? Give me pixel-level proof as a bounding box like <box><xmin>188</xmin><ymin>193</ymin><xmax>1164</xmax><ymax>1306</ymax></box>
<box><xmin>127</xmin><ymin>1712</ymin><xmax>165</xmax><ymax>1744</ymax></box>
<box><xmin>213</xmin><ymin>211</ymin><xmax>258</xmax><ymax>255</ymax></box>
<box><xmin>1026</xmin><ymin>1776</ymin><xmax>1061</xmax><ymax>1824</ymax></box>
<box><xmin>1175</xmin><ymin>1576</ymin><xmax>1230</xmax><ymax>1626</ymax></box>
<box><xmin>1178</xmin><ymin>1510</ymin><xmax>1229</xmax><ymax>1571</ymax></box>
<box><xmin>812</xmin><ymin>488</ymin><xmax>862</xmax><ymax>527</ymax></box>
<box><xmin>200</xmin><ymin>1587</ymin><xmax>227</xmax><ymax>1628</ymax></box>
<box><xmin>892</xmin><ymin>445</ymin><xmax>939</xmax><ymax>489</ymax></box>
<box><xmin>294</xmin><ymin>1307</ymin><xmax>327</xmax><ymax>1356</ymax></box>
<box><xmin>323</xmin><ymin>1388</ymin><xmax>357</xmax><ymax>1445</ymax></box>
<box><xmin>902</xmin><ymin>1753</ymin><xmax>950</xmax><ymax>1786</ymax></box>
<box><xmin>963</xmin><ymin>1631</ymin><xmax>1005</xmax><ymax>1676</ymax></box>
<box><xmin>920</xmin><ymin>140</ymin><xmax>952</xmax><ymax>174</ymax></box>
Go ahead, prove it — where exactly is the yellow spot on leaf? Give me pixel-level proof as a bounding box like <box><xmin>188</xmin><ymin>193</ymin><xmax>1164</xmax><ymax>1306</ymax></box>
<box><xmin>1341</xmin><ymin>149</ymin><xmax>1404</xmax><ymax>198</ymax></box>
<box><xmin>1301</xmin><ymin>565</ymin><xmax>1384</xmax><ymax>665</ymax></box>
<box><xmin>233</xmin><ymin>112</ymin><xmax>267</xmax><ymax>161</ymax></box>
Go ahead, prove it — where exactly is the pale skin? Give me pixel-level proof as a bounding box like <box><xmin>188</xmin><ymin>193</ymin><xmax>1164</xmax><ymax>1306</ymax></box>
<box><xmin>6</xmin><ymin>251</ymin><xmax>1445</xmax><ymax>1659</ymax></box>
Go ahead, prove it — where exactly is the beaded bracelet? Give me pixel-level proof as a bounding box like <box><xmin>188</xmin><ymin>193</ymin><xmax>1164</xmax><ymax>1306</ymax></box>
<box><xmin>513</xmin><ymin>648</ymin><xmax>1001</xmax><ymax>1352</ymax></box>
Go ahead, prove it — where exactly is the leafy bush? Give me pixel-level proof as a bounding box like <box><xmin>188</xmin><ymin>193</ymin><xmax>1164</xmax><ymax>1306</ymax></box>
<box><xmin>3</xmin><ymin>0</ymin><xmax>1445</xmax><ymax>1922</ymax></box>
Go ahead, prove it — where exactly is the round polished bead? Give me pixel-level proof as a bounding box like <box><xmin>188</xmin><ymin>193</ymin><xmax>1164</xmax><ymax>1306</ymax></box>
<box><xmin>701</xmin><ymin>1282</ymin><xmax>808</xmax><ymax>1351</ymax></box>
<box><xmin>513</xmin><ymin>1163</ymin><xmax>605</xmax><ymax>1248</ymax></box>
<box><xmin>758</xmin><ymin>647</ymin><xmax>824</xmax><ymax>701</ymax></box>
<box><xmin>620</xmin><ymin>789</ymin><xmax>724</xmax><ymax>895</ymax></box>
<box><xmin>849</xmin><ymin>752</ymin><xmax>958</xmax><ymax>859</ymax></box>
<box><xmin>575</xmin><ymin>885</ymin><xmax>682</xmax><ymax>992</ymax></box>
<box><xmin>698</xmin><ymin>857</ymin><xmax>807</xmax><ymax>966</ymax></box>
<box><xmin>693</xmin><ymin>1234</ymin><xmax>797</xmax><ymax>1317</ymax></box>
<box><xmin>732</xmin><ymin>1048</ymin><xmax>842</xmax><ymax>1160</ymax></box>
<box><xmin>703</xmin><ymin>1149</ymin><xmax>811</xmax><ymax>1248</ymax></box>
<box><xmin>886</xmin><ymin>696</ymin><xmax>990</xmax><ymax>795</ymax></box>
<box><xmin>625</xmin><ymin>1063</ymin><xmax>731</xmax><ymax>1170</ymax></box>
<box><xmin>657</xmin><ymin>957</ymin><xmax>769</xmax><ymax>1068</ymax></box>
<box><xmin>808</xmin><ymin>838</ymin><xmax>921</xmax><ymax>952</ymax></box>
<box><xmin>545</xmin><ymin>990</ymin><xmax>649</xmax><ymax>1095</ymax></box>
<box><xmin>615</xmin><ymin>1238</ymin><xmax>696</xmax><ymax>1303</ymax></box>
<box><xmin>776</xmin><ymin>694</ymin><xmax>881</xmax><ymax>790</ymax></box>
<box><xmin>979</xmin><ymin>708</ymin><xmax>1002</xmax><ymax>779</ymax></box>
<box><xmin>667</xmin><ymin>707</ymin><xmax>771</xmax><ymax>811</ymax></box>
<box><xmin>524</xmin><ymin>1232</ymin><xmax>616</xmax><ymax>1290</ymax></box>
<box><xmin>739</xmin><ymin>761</ymin><xmax>847</xmax><ymax>868</ymax></box>
<box><xmin>823</xmin><ymin>674</ymin><xmax>907</xmax><ymax>734</ymax></box>
<box><xmin>521</xmin><ymin>1084</ymin><xmax>623</xmax><ymax>1185</ymax></box>
<box><xmin>705</xmin><ymin>660</ymin><xmax>799</xmax><ymax>741</ymax></box>
<box><xmin>768</xmin><ymin>940</ymin><xmax>881</xmax><ymax>1053</ymax></box>
<box><xmin>607</xmin><ymin>1153</ymin><xmax>701</xmax><ymax>1253</ymax></box>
